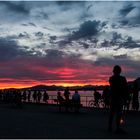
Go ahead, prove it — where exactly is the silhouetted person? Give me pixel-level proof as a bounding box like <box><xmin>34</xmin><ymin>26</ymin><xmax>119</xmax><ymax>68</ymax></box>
<box><xmin>3</xmin><ymin>90</ymin><xmax>7</xmax><ymax>102</ymax></box>
<box><xmin>3</xmin><ymin>89</ymin><xmax>11</xmax><ymax>103</ymax></box>
<box><xmin>33</xmin><ymin>90</ymin><xmax>37</xmax><ymax>102</ymax></box>
<box><xmin>108</xmin><ymin>65</ymin><xmax>128</xmax><ymax>133</ymax></box>
<box><xmin>57</xmin><ymin>91</ymin><xmax>64</xmax><ymax>103</ymax></box>
<box><xmin>102</xmin><ymin>85</ymin><xmax>111</xmax><ymax>109</ymax></box>
<box><xmin>37</xmin><ymin>90</ymin><xmax>41</xmax><ymax>103</ymax></box>
<box><xmin>57</xmin><ymin>91</ymin><xmax>65</xmax><ymax>112</ymax></box>
<box><xmin>64</xmin><ymin>87</ymin><xmax>70</xmax><ymax>100</ymax></box>
<box><xmin>64</xmin><ymin>87</ymin><xmax>71</xmax><ymax>112</ymax></box>
<box><xmin>27</xmin><ymin>90</ymin><xmax>31</xmax><ymax>102</ymax></box>
<box><xmin>22</xmin><ymin>90</ymin><xmax>27</xmax><ymax>102</ymax></box>
<box><xmin>14</xmin><ymin>90</ymin><xmax>22</xmax><ymax>108</ymax></box>
<box><xmin>72</xmin><ymin>90</ymin><xmax>81</xmax><ymax>113</ymax></box>
<box><xmin>124</xmin><ymin>87</ymin><xmax>132</xmax><ymax>111</ymax></box>
<box><xmin>0</xmin><ymin>90</ymin><xmax>3</xmax><ymax>101</ymax></box>
<box><xmin>43</xmin><ymin>90</ymin><xmax>49</xmax><ymax>103</ymax></box>
<box><xmin>132</xmin><ymin>83</ymin><xmax>139</xmax><ymax>111</ymax></box>
<box><xmin>93</xmin><ymin>88</ymin><xmax>101</xmax><ymax>107</ymax></box>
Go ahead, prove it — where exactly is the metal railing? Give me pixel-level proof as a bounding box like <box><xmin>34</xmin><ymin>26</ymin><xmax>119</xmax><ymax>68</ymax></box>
<box><xmin>21</xmin><ymin>94</ymin><xmax>140</xmax><ymax>111</ymax></box>
<box><xmin>0</xmin><ymin>92</ymin><xmax>140</xmax><ymax>111</ymax></box>
<box><xmin>19</xmin><ymin>94</ymin><xmax>93</xmax><ymax>107</ymax></box>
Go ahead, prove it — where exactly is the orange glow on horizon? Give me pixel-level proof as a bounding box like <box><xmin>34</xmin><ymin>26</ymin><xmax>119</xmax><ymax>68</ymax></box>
<box><xmin>0</xmin><ymin>75</ymin><xmax>134</xmax><ymax>89</ymax></box>
<box><xmin>0</xmin><ymin>80</ymin><xmax>109</xmax><ymax>89</ymax></box>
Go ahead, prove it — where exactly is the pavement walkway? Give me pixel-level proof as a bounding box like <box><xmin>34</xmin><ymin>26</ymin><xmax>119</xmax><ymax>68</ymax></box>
<box><xmin>0</xmin><ymin>103</ymin><xmax>139</xmax><ymax>139</ymax></box>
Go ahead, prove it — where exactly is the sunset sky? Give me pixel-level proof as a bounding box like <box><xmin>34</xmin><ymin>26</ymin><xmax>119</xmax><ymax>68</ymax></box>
<box><xmin>0</xmin><ymin>1</ymin><xmax>140</xmax><ymax>88</ymax></box>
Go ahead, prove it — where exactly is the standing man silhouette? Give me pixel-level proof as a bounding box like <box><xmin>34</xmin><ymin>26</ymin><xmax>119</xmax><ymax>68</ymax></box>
<box><xmin>64</xmin><ymin>87</ymin><xmax>71</xmax><ymax>112</ymax></box>
<box><xmin>108</xmin><ymin>65</ymin><xmax>128</xmax><ymax>133</ymax></box>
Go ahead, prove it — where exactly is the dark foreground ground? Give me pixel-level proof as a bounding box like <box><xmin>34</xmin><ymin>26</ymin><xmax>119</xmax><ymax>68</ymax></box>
<box><xmin>0</xmin><ymin>102</ymin><xmax>140</xmax><ymax>139</ymax></box>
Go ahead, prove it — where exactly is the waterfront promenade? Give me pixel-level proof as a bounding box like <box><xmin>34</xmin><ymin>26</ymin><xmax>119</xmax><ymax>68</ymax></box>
<box><xmin>0</xmin><ymin>103</ymin><xmax>140</xmax><ymax>139</ymax></box>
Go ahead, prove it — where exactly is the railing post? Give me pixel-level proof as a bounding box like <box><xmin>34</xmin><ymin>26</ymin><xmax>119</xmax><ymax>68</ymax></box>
<box><xmin>86</xmin><ymin>96</ymin><xmax>87</xmax><ymax>107</ymax></box>
<box><xmin>52</xmin><ymin>95</ymin><xmax>53</xmax><ymax>104</ymax></box>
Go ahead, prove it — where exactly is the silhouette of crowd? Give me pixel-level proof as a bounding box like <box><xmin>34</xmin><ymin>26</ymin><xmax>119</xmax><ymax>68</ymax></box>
<box><xmin>0</xmin><ymin>83</ymin><xmax>139</xmax><ymax>111</ymax></box>
<box><xmin>0</xmin><ymin>65</ymin><xmax>139</xmax><ymax>138</ymax></box>
<box><xmin>0</xmin><ymin>65</ymin><xmax>139</xmax><ymax>114</ymax></box>
<box><xmin>0</xmin><ymin>89</ymin><xmax>49</xmax><ymax>107</ymax></box>
<box><xmin>56</xmin><ymin>88</ymin><xmax>81</xmax><ymax>113</ymax></box>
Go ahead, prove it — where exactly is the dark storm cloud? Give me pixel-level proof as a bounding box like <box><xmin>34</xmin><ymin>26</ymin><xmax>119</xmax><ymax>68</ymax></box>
<box><xmin>70</xmin><ymin>20</ymin><xmax>106</xmax><ymax>40</ymax></box>
<box><xmin>119</xmin><ymin>3</ymin><xmax>140</xmax><ymax>27</ymax></box>
<box><xmin>101</xmin><ymin>40</ymin><xmax>110</xmax><ymax>48</ymax></box>
<box><xmin>35</xmin><ymin>32</ymin><xmax>44</xmax><ymax>38</ymax></box>
<box><xmin>49</xmin><ymin>36</ymin><xmax>57</xmax><ymax>44</ymax></box>
<box><xmin>120</xmin><ymin>36</ymin><xmax>140</xmax><ymax>49</ymax></box>
<box><xmin>18</xmin><ymin>32</ymin><xmax>30</xmax><ymax>39</ymax></box>
<box><xmin>0</xmin><ymin>38</ymin><xmax>23</xmax><ymax>60</ymax></box>
<box><xmin>112</xmin><ymin>32</ymin><xmax>122</xmax><ymax>41</ymax></box>
<box><xmin>0</xmin><ymin>37</ymin><xmax>35</xmax><ymax>61</ymax></box>
<box><xmin>58</xmin><ymin>20</ymin><xmax>105</xmax><ymax>47</ymax></box>
<box><xmin>110</xmin><ymin>32</ymin><xmax>123</xmax><ymax>46</ymax></box>
<box><xmin>36</xmin><ymin>43</ymin><xmax>46</xmax><ymax>49</ymax></box>
<box><xmin>50</xmin><ymin>36</ymin><xmax>57</xmax><ymax>41</ymax></box>
<box><xmin>0</xmin><ymin>1</ymin><xmax>30</xmax><ymax>15</ymax></box>
<box><xmin>58</xmin><ymin>39</ymin><xmax>72</xmax><ymax>47</ymax></box>
<box><xmin>119</xmin><ymin>3</ymin><xmax>135</xmax><ymax>17</ymax></box>
<box><xmin>78</xmin><ymin>41</ymin><xmax>90</xmax><ymax>49</ymax></box>
<box><xmin>101</xmin><ymin>32</ymin><xmax>140</xmax><ymax>49</ymax></box>
<box><xmin>101</xmin><ymin>32</ymin><xmax>122</xmax><ymax>48</ymax></box>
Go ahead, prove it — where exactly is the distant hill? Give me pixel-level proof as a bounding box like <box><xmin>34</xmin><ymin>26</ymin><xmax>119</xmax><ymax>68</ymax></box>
<box><xmin>23</xmin><ymin>85</ymin><xmax>64</xmax><ymax>91</ymax></box>
<box><xmin>22</xmin><ymin>84</ymin><xmax>105</xmax><ymax>91</ymax></box>
<box><xmin>24</xmin><ymin>78</ymin><xmax>140</xmax><ymax>91</ymax></box>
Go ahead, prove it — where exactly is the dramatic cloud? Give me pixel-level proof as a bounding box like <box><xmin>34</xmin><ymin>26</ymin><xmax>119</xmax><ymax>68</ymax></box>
<box><xmin>0</xmin><ymin>37</ymin><xmax>27</xmax><ymax>60</ymax></box>
<box><xmin>70</xmin><ymin>20</ymin><xmax>106</xmax><ymax>40</ymax></box>
<box><xmin>18</xmin><ymin>32</ymin><xmax>30</xmax><ymax>39</ymax></box>
<box><xmin>0</xmin><ymin>1</ymin><xmax>140</xmax><ymax>88</ymax></box>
